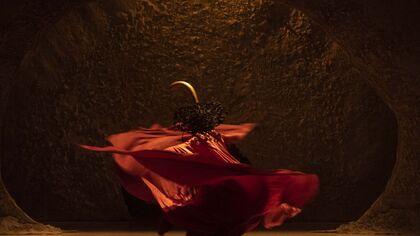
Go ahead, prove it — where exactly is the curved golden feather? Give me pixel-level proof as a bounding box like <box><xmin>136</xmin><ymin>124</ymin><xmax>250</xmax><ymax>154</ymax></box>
<box><xmin>170</xmin><ymin>81</ymin><xmax>199</xmax><ymax>103</ymax></box>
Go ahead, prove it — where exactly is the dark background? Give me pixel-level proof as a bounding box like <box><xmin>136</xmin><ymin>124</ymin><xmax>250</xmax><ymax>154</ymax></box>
<box><xmin>0</xmin><ymin>0</ymin><xmax>418</xmax><ymax>233</ymax></box>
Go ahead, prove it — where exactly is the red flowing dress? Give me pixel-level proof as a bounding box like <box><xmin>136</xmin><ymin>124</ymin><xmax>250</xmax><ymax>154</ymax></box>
<box><xmin>80</xmin><ymin>123</ymin><xmax>319</xmax><ymax>235</ymax></box>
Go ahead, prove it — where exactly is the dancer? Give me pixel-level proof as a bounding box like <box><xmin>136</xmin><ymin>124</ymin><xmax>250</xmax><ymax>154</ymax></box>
<box><xmin>80</xmin><ymin>81</ymin><xmax>319</xmax><ymax>235</ymax></box>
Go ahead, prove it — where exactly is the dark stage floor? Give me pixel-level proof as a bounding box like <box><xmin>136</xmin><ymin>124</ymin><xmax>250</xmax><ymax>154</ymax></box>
<box><xmin>37</xmin><ymin>222</ymin><xmax>408</xmax><ymax>236</ymax></box>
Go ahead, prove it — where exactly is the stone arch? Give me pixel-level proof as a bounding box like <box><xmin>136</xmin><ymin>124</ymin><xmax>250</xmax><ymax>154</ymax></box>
<box><xmin>273</xmin><ymin>0</ymin><xmax>420</xmax><ymax>233</ymax></box>
<box><xmin>1</xmin><ymin>0</ymin><xmax>414</xmax><ymax>233</ymax></box>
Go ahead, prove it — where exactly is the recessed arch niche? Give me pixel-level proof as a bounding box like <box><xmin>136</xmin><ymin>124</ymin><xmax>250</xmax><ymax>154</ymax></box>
<box><xmin>1</xmin><ymin>0</ymin><xmax>397</xmax><ymax>224</ymax></box>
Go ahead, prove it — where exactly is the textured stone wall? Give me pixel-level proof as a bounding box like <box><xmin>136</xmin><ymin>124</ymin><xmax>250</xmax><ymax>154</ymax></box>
<box><xmin>270</xmin><ymin>0</ymin><xmax>420</xmax><ymax>233</ymax></box>
<box><xmin>1</xmin><ymin>0</ymin><xmax>397</xmax><ymax>223</ymax></box>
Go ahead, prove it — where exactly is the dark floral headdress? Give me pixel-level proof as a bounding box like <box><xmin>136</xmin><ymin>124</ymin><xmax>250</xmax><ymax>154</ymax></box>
<box><xmin>170</xmin><ymin>81</ymin><xmax>225</xmax><ymax>135</ymax></box>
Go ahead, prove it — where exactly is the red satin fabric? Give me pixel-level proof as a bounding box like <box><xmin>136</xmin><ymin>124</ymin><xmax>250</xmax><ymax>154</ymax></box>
<box><xmin>80</xmin><ymin>123</ymin><xmax>319</xmax><ymax>235</ymax></box>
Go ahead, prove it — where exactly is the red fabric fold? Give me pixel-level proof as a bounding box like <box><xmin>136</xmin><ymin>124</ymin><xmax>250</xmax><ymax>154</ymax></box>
<box><xmin>79</xmin><ymin>123</ymin><xmax>319</xmax><ymax>235</ymax></box>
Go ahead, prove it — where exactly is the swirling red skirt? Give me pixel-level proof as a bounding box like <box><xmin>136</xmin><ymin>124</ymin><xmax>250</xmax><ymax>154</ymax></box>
<box><xmin>80</xmin><ymin>123</ymin><xmax>319</xmax><ymax>235</ymax></box>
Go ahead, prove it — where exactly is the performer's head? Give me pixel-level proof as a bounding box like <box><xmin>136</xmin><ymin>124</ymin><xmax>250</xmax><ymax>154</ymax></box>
<box><xmin>173</xmin><ymin>102</ymin><xmax>225</xmax><ymax>135</ymax></box>
<box><xmin>169</xmin><ymin>81</ymin><xmax>225</xmax><ymax>134</ymax></box>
